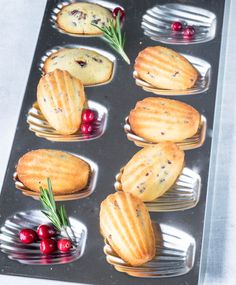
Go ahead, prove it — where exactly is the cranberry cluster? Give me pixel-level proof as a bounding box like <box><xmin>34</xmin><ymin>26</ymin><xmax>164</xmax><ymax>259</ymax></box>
<box><xmin>80</xmin><ymin>109</ymin><xmax>97</xmax><ymax>135</ymax></box>
<box><xmin>171</xmin><ymin>21</ymin><xmax>196</xmax><ymax>40</ymax></box>
<box><xmin>19</xmin><ymin>224</ymin><xmax>72</xmax><ymax>255</ymax></box>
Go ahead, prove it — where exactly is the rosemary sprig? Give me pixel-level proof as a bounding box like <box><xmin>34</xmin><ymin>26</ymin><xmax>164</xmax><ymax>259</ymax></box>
<box><xmin>39</xmin><ymin>178</ymin><xmax>74</xmax><ymax>242</ymax></box>
<box><xmin>92</xmin><ymin>12</ymin><xmax>130</xmax><ymax>64</ymax></box>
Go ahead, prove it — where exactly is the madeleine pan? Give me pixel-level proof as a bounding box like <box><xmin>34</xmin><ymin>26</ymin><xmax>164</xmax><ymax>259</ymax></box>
<box><xmin>103</xmin><ymin>222</ymin><xmax>196</xmax><ymax>278</ymax></box>
<box><xmin>124</xmin><ymin>115</ymin><xmax>207</xmax><ymax>150</ymax></box>
<box><xmin>27</xmin><ymin>101</ymin><xmax>108</xmax><ymax>142</ymax></box>
<box><xmin>39</xmin><ymin>44</ymin><xmax>116</xmax><ymax>87</ymax></box>
<box><xmin>142</xmin><ymin>3</ymin><xmax>216</xmax><ymax>45</ymax></box>
<box><xmin>0</xmin><ymin>210</ymin><xmax>87</xmax><ymax>265</ymax></box>
<box><xmin>133</xmin><ymin>54</ymin><xmax>211</xmax><ymax>96</ymax></box>
<box><xmin>114</xmin><ymin>167</ymin><xmax>201</xmax><ymax>212</ymax></box>
<box><xmin>50</xmin><ymin>0</ymin><xmax>122</xmax><ymax>37</ymax></box>
<box><xmin>0</xmin><ymin>0</ymin><xmax>227</xmax><ymax>284</ymax></box>
<box><xmin>13</xmin><ymin>153</ymin><xmax>98</xmax><ymax>201</ymax></box>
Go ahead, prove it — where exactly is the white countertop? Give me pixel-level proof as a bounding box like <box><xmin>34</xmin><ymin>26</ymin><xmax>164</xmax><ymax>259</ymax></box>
<box><xmin>0</xmin><ymin>1</ymin><xmax>235</xmax><ymax>284</ymax></box>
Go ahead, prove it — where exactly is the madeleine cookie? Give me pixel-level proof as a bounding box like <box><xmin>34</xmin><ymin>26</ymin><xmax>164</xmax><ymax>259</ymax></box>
<box><xmin>57</xmin><ymin>2</ymin><xmax>113</xmax><ymax>35</ymax></box>
<box><xmin>129</xmin><ymin>97</ymin><xmax>200</xmax><ymax>143</ymax></box>
<box><xmin>120</xmin><ymin>142</ymin><xmax>184</xmax><ymax>201</ymax></box>
<box><xmin>16</xmin><ymin>149</ymin><xmax>90</xmax><ymax>195</ymax></box>
<box><xmin>43</xmin><ymin>48</ymin><xmax>113</xmax><ymax>86</ymax></box>
<box><xmin>37</xmin><ymin>69</ymin><xmax>86</xmax><ymax>135</ymax></box>
<box><xmin>100</xmin><ymin>192</ymin><xmax>155</xmax><ymax>266</ymax></box>
<box><xmin>134</xmin><ymin>46</ymin><xmax>198</xmax><ymax>90</ymax></box>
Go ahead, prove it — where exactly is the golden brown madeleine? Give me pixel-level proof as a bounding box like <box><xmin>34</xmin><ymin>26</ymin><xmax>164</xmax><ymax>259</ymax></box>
<box><xmin>100</xmin><ymin>192</ymin><xmax>155</xmax><ymax>266</ymax></box>
<box><xmin>134</xmin><ymin>46</ymin><xmax>198</xmax><ymax>90</ymax></box>
<box><xmin>37</xmin><ymin>69</ymin><xmax>86</xmax><ymax>135</ymax></box>
<box><xmin>129</xmin><ymin>97</ymin><xmax>200</xmax><ymax>142</ymax></box>
<box><xmin>43</xmin><ymin>48</ymin><xmax>113</xmax><ymax>86</ymax></box>
<box><xmin>57</xmin><ymin>2</ymin><xmax>113</xmax><ymax>35</ymax></box>
<box><xmin>16</xmin><ymin>149</ymin><xmax>90</xmax><ymax>194</ymax></box>
<box><xmin>120</xmin><ymin>142</ymin><xmax>184</xmax><ymax>201</ymax></box>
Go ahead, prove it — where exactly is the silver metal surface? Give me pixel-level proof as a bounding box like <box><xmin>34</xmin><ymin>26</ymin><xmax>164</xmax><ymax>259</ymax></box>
<box><xmin>199</xmin><ymin>0</ymin><xmax>236</xmax><ymax>284</ymax></box>
<box><xmin>124</xmin><ymin>115</ymin><xmax>207</xmax><ymax>151</ymax></box>
<box><xmin>134</xmin><ymin>54</ymin><xmax>211</xmax><ymax>96</ymax></box>
<box><xmin>0</xmin><ymin>210</ymin><xmax>87</xmax><ymax>265</ymax></box>
<box><xmin>114</xmin><ymin>167</ymin><xmax>201</xmax><ymax>212</ymax></box>
<box><xmin>27</xmin><ymin>100</ymin><xmax>108</xmax><ymax>142</ymax></box>
<box><xmin>0</xmin><ymin>0</ymin><xmax>235</xmax><ymax>285</ymax></box>
<box><xmin>50</xmin><ymin>0</ymin><xmax>121</xmax><ymax>37</ymax></box>
<box><xmin>39</xmin><ymin>44</ymin><xmax>116</xmax><ymax>87</ymax></box>
<box><xmin>13</xmin><ymin>152</ymin><xmax>98</xmax><ymax>201</ymax></box>
<box><xmin>142</xmin><ymin>4</ymin><xmax>216</xmax><ymax>45</ymax></box>
<box><xmin>104</xmin><ymin>222</ymin><xmax>196</xmax><ymax>278</ymax></box>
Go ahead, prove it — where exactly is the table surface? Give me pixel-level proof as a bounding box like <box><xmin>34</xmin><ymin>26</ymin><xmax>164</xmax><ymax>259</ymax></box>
<box><xmin>0</xmin><ymin>1</ymin><xmax>235</xmax><ymax>285</ymax></box>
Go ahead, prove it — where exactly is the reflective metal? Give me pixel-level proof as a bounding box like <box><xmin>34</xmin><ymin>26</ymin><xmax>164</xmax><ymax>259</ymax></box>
<box><xmin>0</xmin><ymin>210</ymin><xmax>87</xmax><ymax>265</ymax></box>
<box><xmin>142</xmin><ymin>3</ymin><xmax>216</xmax><ymax>45</ymax></box>
<box><xmin>115</xmin><ymin>167</ymin><xmax>201</xmax><ymax>212</ymax></box>
<box><xmin>104</xmin><ymin>222</ymin><xmax>196</xmax><ymax>277</ymax></box>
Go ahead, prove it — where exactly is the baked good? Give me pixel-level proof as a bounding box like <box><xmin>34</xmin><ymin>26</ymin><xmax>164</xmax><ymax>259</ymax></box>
<box><xmin>56</xmin><ymin>2</ymin><xmax>113</xmax><ymax>35</ymax></box>
<box><xmin>100</xmin><ymin>192</ymin><xmax>155</xmax><ymax>266</ymax></box>
<box><xmin>16</xmin><ymin>149</ymin><xmax>90</xmax><ymax>194</ymax></box>
<box><xmin>37</xmin><ymin>69</ymin><xmax>86</xmax><ymax>135</ymax></box>
<box><xmin>134</xmin><ymin>46</ymin><xmax>198</xmax><ymax>90</ymax></box>
<box><xmin>43</xmin><ymin>48</ymin><xmax>113</xmax><ymax>86</ymax></box>
<box><xmin>120</xmin><ymin>142</ymin><xmax>184</xmax><ymax>201</ymax></box>
<box><xmin>129</xmin><ymin>97</ymin><xmax>200</xmax><ymax>142</ymax></box>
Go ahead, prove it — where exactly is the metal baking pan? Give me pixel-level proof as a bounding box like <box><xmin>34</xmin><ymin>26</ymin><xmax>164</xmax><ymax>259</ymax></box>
<box><xmin>0</xmin><ymin>0</ymin><xmax>227</xmax><ymax>284</ymax></box>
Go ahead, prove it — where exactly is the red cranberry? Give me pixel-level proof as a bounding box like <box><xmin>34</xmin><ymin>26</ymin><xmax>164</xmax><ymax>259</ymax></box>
<box><xmin>57</xmin><ymin>239</ymin><xmax>72</xmax><ymax>253</ymax></box>
<box><xmin>19</xmin><ymin>228</ymin><xmax>38</xmax><ymax>244</ymax></box>
<box><xmin>183</xmin><ymin>26</ymin><xmax>196</xmax><ymax>39</ymax></box>
<box><xmin>40</xmin><ymin>239</ymin><xmax>57</xmax><ymax>255</ymax></box>
<box><xmin>37</xmin><ymin>224</ymin><xmax>56</xmax><ymax>239</ymax></box>
<box><xmin>171</xmin><ymin>21</ymin><xmax>183</xmax><ymax>32</ymax></box>
<box><xmin>82</xmin><ymin>109</ymin><xmax>96</xmax><ymax>123</ymax></box>
<box><xmin>112</xmin><ymin>7</ymin><xmax>125</xmax><ymax>21</ymax></box>
<box><xmin>81</xmin><ymin>123</ymin><xmax>93</xmax><ymax>135</ymax></box>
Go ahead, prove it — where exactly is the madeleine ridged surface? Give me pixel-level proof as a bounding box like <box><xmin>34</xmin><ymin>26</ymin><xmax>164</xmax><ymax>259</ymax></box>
<box><xmin>129</xmin><ymin>97</ymin><xmax>200</xmax><ymax>142</ymax></box>
<box><xmin>100</xmin><ymin>192</ymin><xmax>155</xmax><ymax>266</ymax></box>
<box><xmin>134</xmin><ymin>46</ymin><xmax>198</xmax><ymax>90</ymax></box>
<box><xmin>120</xmin><ymin>143</ymin><xmax>184</xmax><ymax>201</ymax></box>
<box><xmin>37</xmin><ymin>69</ymin><xmax>86</xmax><ymax>135</ymax></box>
<box><xmin>17</xmin><ymin>149</ymin><xmax>90</xmax><ymax>194</ymax></box>
<box><xmin>43</xmin><ymin>48</ymin><xmax>113</xmax><ymax>86</ymax></box>
<box><xmin>57</xmin><ymin>2</ymin><xmax>113</xmax><ymax>35</ymax></box>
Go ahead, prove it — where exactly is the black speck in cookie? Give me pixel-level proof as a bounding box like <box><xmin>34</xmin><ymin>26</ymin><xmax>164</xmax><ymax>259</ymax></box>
<box><xmin>91</xmin><ymin>18</ymin><xmax>101</xmax><ymax>25</ymax></box>
<box><xmin>76</xmin><ymin>60</ymin><xmax>87</xmax><ymax>67</ymax></box>
<box><xmin>92</xmin><ymin>57</ymin><xmax>103</xmax><ymax>63</ymax></box>
<box><xmin>172</xmin><ymin>71</ymin><xmax>179</xmax><ymax>77</ymax></box>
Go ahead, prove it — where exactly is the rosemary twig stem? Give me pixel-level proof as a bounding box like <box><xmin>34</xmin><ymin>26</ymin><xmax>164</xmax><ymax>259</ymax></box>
<box><xmin>39</xmin><ymin>178</ymin><xmax>75</xmax><ymax>244</ymax></box>
<box><xmin>92</xmin><ymin>12</ymin><xmax>130</xmax><ymax>64</ymax></box>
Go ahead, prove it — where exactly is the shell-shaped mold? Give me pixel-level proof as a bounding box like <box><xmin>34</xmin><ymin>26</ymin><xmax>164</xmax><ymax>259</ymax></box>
<box><xmin>39</xmin><ymin>45</ymin><xmax>116</xmax><ymax>87</ymax></box>
<box><xmin>142</xmin><ymin>4</ymin><xmax>216</xmax><ymax>44</ymax></box>
<box><xmin>104</xmin><ymin>222</ymin><xmax>196</xmax><ymax>277</ymax></box>
<box><xmin>129</xmin><ymin>97</ymin><xmax>200</xmax><ymax>143</ymax></box>
<box><xmin>100</xmin><ymin>192</ymin><xmax>156</xmax><ymax>266</ymax></box>
<box><xmin>124</xmin><ymin>115</ymin><xmax>207</xmax><ymax>151</ymax></box>
<box><xmin>0</xmin><ymin>210</ymin><xmax>87</xmax><ymax>265</ymax></box>
<box><xmin>14</xmin><ymin>152</ymin><xmax>98</xmax><ymax>201</ymax></box>
<box><xmin>115</xmin><ymin>167</ymin><xmax>201</xmax><ymax>212</ymax></box>
<box><xmin>27</xmin><ymin>100</ymin><xmax>108</xmax><ymax>142</ymax></box>
<box><xmin>134</xmin><ymin>54</ymin><xmax>211</xmax><ymax>96</ymax></box>
<box><xmin>50</xmin><ymin>0</ymin><xmax>121</xmax><ymax>37</ymax></box>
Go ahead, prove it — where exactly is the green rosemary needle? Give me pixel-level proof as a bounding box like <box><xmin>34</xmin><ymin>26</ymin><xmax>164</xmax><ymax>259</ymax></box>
<box><xmin>92</xmin><ymin>12</ymin><xmax>130</xmax><ymax>64</ymax></box>
<box><xmin>39</xmin><ymin>178</ymin><xmax>74</xmax><ymax>242</ymax></box>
